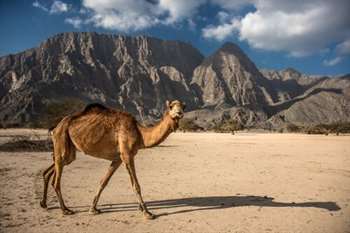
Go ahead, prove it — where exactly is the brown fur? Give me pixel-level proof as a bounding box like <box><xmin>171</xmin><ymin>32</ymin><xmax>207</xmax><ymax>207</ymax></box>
<box><xmin>40</xmin><ymin>100</ymin><xmax>185</xmax><ymax>219</ymax></box>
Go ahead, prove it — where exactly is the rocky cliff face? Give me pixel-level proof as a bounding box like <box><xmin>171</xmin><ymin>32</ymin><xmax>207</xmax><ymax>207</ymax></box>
<box><xmin>0</xmin><ymin>32</ymin><xmax>349</xmax><ymax>128</ymax></box>
<box><xmin>0</xmin><ymin>32</ymin><xmax>203</xmax><ymax>126</ymax></box>
<box><xmin>191</xmin><ymin>43</ymin><xmax>275</xmax><ymax>109</ymax></box>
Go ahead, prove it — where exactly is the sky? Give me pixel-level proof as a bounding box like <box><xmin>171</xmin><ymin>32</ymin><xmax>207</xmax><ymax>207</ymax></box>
<box><xmin>0</xmin><ymin>0</ymin><xmax>350</xmax><ymax>76</ymax></box>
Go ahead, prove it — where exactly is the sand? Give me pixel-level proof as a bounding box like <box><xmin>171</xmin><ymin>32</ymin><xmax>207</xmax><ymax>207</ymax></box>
<box><xmin>0</xmin><ymin>130</ymin><xmax>350</xmax><ymax>233</ymax></box>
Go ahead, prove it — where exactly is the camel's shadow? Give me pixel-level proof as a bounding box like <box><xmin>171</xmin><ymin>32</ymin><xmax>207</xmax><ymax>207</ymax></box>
<box><xmin>67</xmin><ymin>195</ymin><xmax>340</xmax><ymax>216</ymax></box>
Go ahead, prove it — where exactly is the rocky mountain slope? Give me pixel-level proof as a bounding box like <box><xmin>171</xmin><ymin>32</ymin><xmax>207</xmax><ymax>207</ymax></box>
<box><xmin>0</xmin><ymin>32</ymin><xmax>349</xmax><ymax>128</ymax></box>
<box><xmin>262</xmin><ymin>70</ymin><xmax>350</xmax><ymax>126</ymax></box>
<box><xmin>0</xmin><ymin>32</ymin><xmax>203</xmax><ymax>126</ymax></box>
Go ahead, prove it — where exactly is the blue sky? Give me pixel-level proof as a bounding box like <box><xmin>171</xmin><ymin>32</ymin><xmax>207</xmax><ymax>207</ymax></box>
<box><xmin>0</xmin><ymin>0</ymin><xmax>350</xmax><ymax>76</ymax></box>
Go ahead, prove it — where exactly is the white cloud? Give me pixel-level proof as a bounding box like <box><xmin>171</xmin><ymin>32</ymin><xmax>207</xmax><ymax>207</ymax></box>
<box><xmin>72</xmin><ymin>0</ymin><xmax>248</xmax><ymax>31</ymax></box>
<box><xmin>203</xmin><ymin>0</ymin><xmax>350</xmax><ymax>57</ymax></box>
<box><xmin>322</xmin><ymin>38</ymin><xmax>350</xmax><ymax>66</ymax></box>
<box><xmin>210</xmin><ymin>0</ymin><xmax>255</xmax><ymax>10</ymax></box>
<box><xmin>323</xmin><ymin>57</ymin><xmax>342</xmax><ymax>66</ymax></box>
<box><xmin>158</xmin><ymin>0</ymin><xmax>205</xmax><ymax>23</ymax></box>
<box><xmin>80</xmin><ymin>0</ymin><xmax>205</xmax><ymax>31</ymax></box>
<box><xmin>187</xmin><ymin>19</ymin><xmax>196</xmax><ymax>31</ymax></box>
<box><xmin>336</xmin><ymin>38</ymin><xmax>350</xmax><ymax>55</ymax></box>
<box><xmin>79</xmin><ymin>8</ymin><xmax>89</xmax><ymax>14</ymax></box>
<box><xmin>82</xmin><ymin>0</ymin><xmax>162</xmax><ymax>31</ymax></box>
<box><xmin>50</xmin><ymin>1</ymin><xmax>70</xmax><ymax>14</ymax></box>
<box><xmin>202</xmin><ymin>19</ymin><xmax>240</xmax><ymax>41</ymax></box>
<box><xmin>217</xmin><ymin>11</ymin><xmax>230</xmax><ymax>23</ymax></box>
<box><xmin>91</xmin><ymin>13</ymin><xmax>159</xmax><ymax>31</ymax></box>
<box><xmin>65</xmin><ymin>17</ymin><xmax>83</xmax><ymax>28</ymax></box>
<box><xmin>33</xmin><ymin>0</ymin><xmax>70</xmax><ymax>14</ymax></box>
<box><xmin>32</xmin><ymin>1</ymin><xmax>48</xmax><ymax>12</ymax></box>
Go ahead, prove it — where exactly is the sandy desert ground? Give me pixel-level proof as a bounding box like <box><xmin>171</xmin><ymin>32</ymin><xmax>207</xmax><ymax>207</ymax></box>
<box><xmin>0</xmin><ymin>129</ymin><xmax>350</xmax><ymax>233</ymax></box>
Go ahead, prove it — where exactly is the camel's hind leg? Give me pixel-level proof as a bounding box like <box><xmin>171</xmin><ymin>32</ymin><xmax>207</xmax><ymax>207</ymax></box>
<box><xmin>52</xmin><ymin>157</ymin><xmax>74</xmax><ymax>215</ymax></box>
<box><xmin>40</xmin><ymin>163</ymin><xmax>55</xmax><ymax>208</ymax></box>
<box><xmin>89</xmin><ymin>159</ymin><xmax>122</xmax><ymax>214</ymax></box>
<box><xmin>50</xmin><ymin>116</ymin><xmax>76</xmax><ymax>215</ymax></box>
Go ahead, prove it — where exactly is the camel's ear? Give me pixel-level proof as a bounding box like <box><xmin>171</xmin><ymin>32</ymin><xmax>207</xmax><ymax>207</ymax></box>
<box><xmin>182</xmin><ymin>102</ymin><xmax>186</xmax><ymax>110</ymax></box>
<box><xmin>166</xmin><ymin>100</ymin><xmax>171</xmax><ymax>109</ymax></box>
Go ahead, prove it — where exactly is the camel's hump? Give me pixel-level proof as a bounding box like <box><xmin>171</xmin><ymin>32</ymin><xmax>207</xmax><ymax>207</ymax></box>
<box><xmin>82</xmin><ymin>103</ymin><xmax>109</xmax><ymax>114</ymax></box>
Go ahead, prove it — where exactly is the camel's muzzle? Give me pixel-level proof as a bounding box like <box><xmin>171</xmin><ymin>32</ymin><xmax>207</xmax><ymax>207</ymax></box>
<box><xmin>174</xmin><ymin>112</ymin><xmax>184</xmax><ymax>119</ymax></box>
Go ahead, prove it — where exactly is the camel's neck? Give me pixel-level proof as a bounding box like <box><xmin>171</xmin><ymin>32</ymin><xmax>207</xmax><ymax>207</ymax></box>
<box><xmin>137</xmin><ymin>113</ymin><xmax>177</xmax><ymax>148</ymax></box>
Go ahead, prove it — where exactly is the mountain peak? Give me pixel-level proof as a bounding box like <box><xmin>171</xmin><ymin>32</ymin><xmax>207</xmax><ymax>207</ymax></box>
<box><xmin>283</xmin><ymin>67</ymin><xmax>301</xmax><ymax>75</ymax></box>
<box><xmin>192</xmin><ymin>41</ymin><xmax>271</xmax><ymax>108</ymax></box>
<box><xmin>215</xmin><ymin>42</ymin><xmax>252</xmax><ymax>64</ymax></box>
<box><xmin>201</xmin><ymin>41</ymin><xmax>258</xmax><ymax>76</ymax></box>
<box><xmin>217</xmin><ymin>42</ymin><xmax>244</xmax><ymax>54</ymax></box>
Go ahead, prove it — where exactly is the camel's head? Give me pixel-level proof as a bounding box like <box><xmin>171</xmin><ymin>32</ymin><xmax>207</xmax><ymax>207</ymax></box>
<box><xmin>166</xmin><ymin>100</ymin><xmax>186</xmax><ymax>120</ymax></box>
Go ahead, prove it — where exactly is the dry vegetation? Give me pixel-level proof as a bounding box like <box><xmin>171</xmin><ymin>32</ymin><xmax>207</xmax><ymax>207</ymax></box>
<box><xmin>0</xmin><ymin>134</ymin><xmax>52</xmax><ymax>152</ymax></box>
<box><xmin>211</xmin><ymin>119</ymin><xmax>244</xmax><ymax>133</ymax></box>
<box><xmin>179</xmin><ymin>118</ymin><xmax>244</xmax><ymax>133</ymax></box>
<box><xmin>178</xmin><ymin>118</ymin><xmax>204</xmax><ymax>132</ymax></box>
<box><xmin>285</xmin><ymin>122</ymin><xmax>350</xmax><ymax>135</ymax></box>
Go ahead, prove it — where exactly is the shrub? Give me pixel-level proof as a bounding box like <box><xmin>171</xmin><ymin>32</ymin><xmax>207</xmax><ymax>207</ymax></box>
<box><xmin>178</xmin><ymin>118</ymin><xmax>203</xmax><ymax>132</ymax></box>
<box><xmin>0</xmin><ymin>135</ymin><xmax>53</xmax><ymax>152</ymax></box>
<box><xmin>305</xmin><ymin>126</ymin><xmax>327</xmax><ymax>135</ymax></box>
<box><xmin>286</xmin><ymin>123</ymin><xmax>302</xmax><ymax>132</ymax></box>
<box><xmin>305</xmin><ymin>122</ymin><xmax>350</xmax><ymax>135</ymax></box>
<box><xmin>212</xmin><ymin>119</ymin><xmax>244</xmax><ymax>133</ymax></box>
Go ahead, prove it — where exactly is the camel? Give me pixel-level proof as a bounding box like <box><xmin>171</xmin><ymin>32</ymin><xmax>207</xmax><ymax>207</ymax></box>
<box><xmin>40</xmin><ymin>100</ymin><xmax>185</xmax><ymax>219</ymax></box>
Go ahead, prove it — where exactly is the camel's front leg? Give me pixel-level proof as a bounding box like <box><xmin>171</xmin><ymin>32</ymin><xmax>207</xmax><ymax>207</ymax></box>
<box><xmin>123</xmin><ymin>157</ymin><xmax>155</xmax><ymax>220</ymax></box>
<box><xmin>89</xmin><ymin>159</ymin><xmax>122</xmax><ymax>214</ymax></box>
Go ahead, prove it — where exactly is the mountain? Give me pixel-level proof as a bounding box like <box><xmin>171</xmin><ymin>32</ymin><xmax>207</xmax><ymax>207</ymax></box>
<box><xmin>0</xmin><ymin>32</ymin><xmax>349</xmax><ymax>128</ymax></box>
<box><xmin>262</xmin><ymin>70</ymin><xmax>350</xmax><ymax>126</ymax></box>
<box><xmin>192</xmin><ymin>42</ymin><xmax>269</xmax><ymax>108</ymax></box>
<box><xmin>189</xmin><ymin>42</ymin><xmax>276</xmax><ymax>127</ymax></box>
<box><xmin>0</xmin><ymin>32</ymin><xmax>203</xmax><ymax>126</ymax></box>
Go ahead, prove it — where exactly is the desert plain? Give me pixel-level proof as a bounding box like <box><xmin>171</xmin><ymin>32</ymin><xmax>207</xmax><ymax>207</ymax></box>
<box><xmin>0</xmin><ymin>129</ymin><xmax>349</xmax><ymax>233</ymax></box>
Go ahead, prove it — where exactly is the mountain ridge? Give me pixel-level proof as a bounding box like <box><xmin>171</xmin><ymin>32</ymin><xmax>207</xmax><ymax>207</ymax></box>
<box><xmin>0</xmin><ymin>32</ymin><xmax>349</xmax><ymax>128</ymax></box>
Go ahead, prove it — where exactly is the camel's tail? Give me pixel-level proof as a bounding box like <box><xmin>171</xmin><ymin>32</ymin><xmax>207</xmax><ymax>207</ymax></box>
<box><xmin>48</xmin><ymin>125</ymin><xmax>55</xmax><ymax>136</ymax></box>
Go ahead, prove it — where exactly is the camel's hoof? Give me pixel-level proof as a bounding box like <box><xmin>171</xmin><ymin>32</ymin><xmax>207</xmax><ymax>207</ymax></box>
<box><xmin>143</xmin><ymin>211</ymin><xmax>156</xmax><ymax>220</ymax></box>
<box><xmin>89</xmin><ymin>208</ymin><xmax>101</xmax><ymax>215</ymax></box>
<box><xmin>40</xmin><ymin>200</ymin><xmax>47</xmax><ymax>209</ymax></box>
<box><xmin>62</xmin><ymin>208</ymin><xmax>75</xmax><ymax>215</ymax></box>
